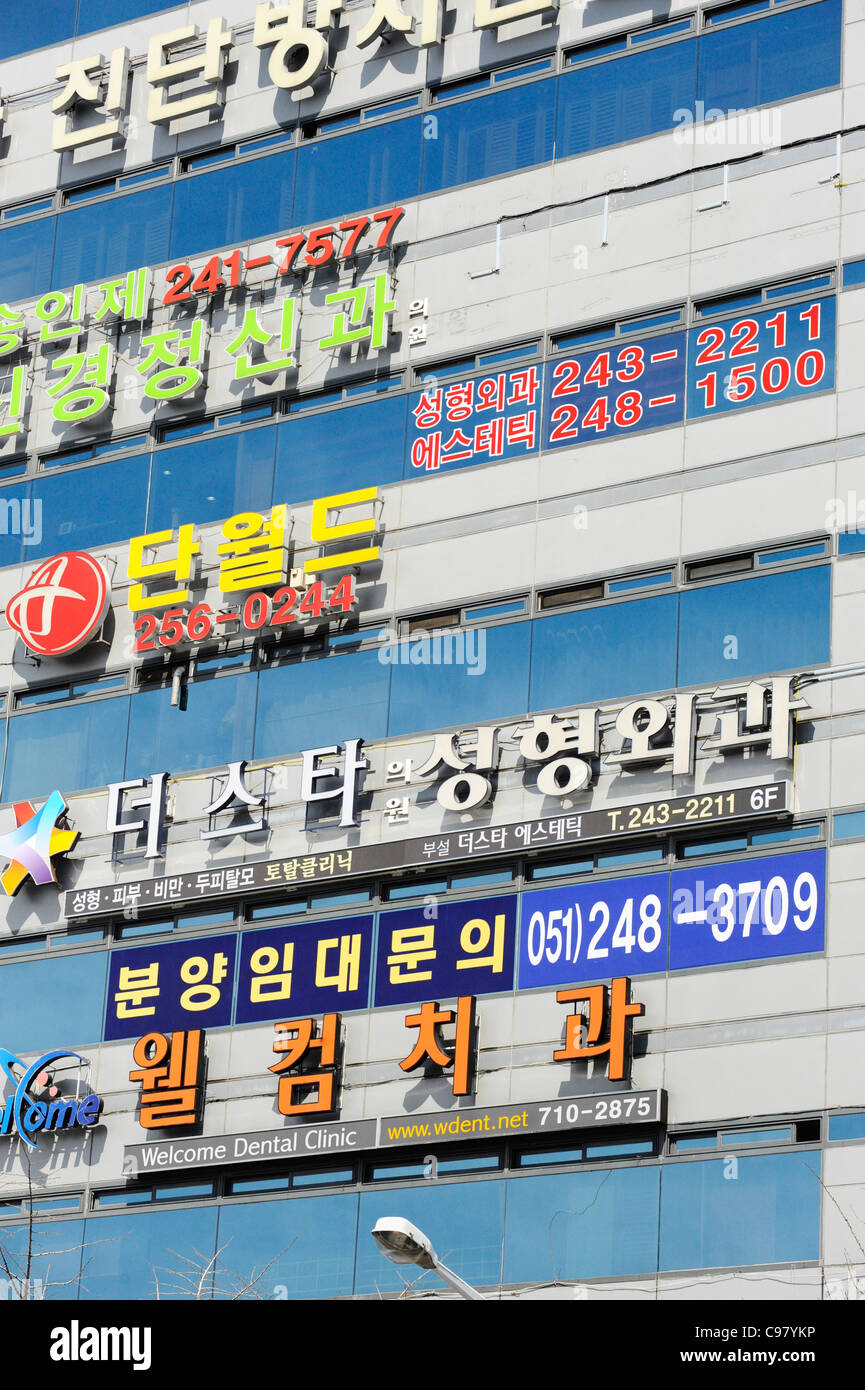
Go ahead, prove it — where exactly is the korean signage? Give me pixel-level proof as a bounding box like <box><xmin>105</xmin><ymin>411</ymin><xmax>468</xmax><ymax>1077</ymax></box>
<box><xmin>98</xmin><ymin>838</ymin><xmax>820</xmax><ymax>1042</ymax></box>
<box><xmin>68</xmin><ymin>779</ymin><xmax>794</xmax><ymax>920</ymax></box>
<box><xmin>119</xmin><ymin>971</ymin><xmax>649</xmax><ymax>1156</ymax></box>
<box><xmin>3</xmin><ymin>485</ymin><xmax>380</xmax><ymax>659</ymax></box>
<box><xmin>123</xmin><ymin>1090</ymin><xmax>666</xmax><ymax>1174</ymax></box>
<box><xmin>411</xmin><ymin>295</ymin><xmax>835</xmax><ymax>473</ymax></box>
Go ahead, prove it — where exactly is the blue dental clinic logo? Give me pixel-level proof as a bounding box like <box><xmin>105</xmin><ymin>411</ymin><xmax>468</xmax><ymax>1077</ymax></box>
<box><xmin>0</xmin><ymin>1048</ymin><xmax>102</xmax><ymax>1149</ymax></box>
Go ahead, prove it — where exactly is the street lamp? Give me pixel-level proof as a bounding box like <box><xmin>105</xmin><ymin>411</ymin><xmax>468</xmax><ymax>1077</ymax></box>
<box><xmin>371</xmin><ymin>1217</ymin><xmax>485</xmax><ymax>1301</ymax></box>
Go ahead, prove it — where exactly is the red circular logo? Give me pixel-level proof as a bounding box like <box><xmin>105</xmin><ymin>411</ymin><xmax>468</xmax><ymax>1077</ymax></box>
<box><xmin>5</xmin><ymin>552</ymin><xmax>111</xmax><ymax>657</ymax></box>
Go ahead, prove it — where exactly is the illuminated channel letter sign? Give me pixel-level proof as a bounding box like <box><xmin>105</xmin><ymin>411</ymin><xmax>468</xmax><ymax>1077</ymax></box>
<box><xmin>0</xmin><ymin>1048</ymin><xmax>103</xmax><ymax>1149</ymax></box>
<box><xmin>0</xmin><ymin>791</ymin><xmax>79</xmax><ymax>896</ymax></box>
<box><xmin>5</xmin><ymin>551</ymin><xmax>110</xmax><ymax>657</ymax></box>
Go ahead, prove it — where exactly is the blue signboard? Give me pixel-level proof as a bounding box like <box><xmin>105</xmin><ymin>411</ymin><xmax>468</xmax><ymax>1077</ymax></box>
<box><xmin>518</xmin><ymin>872</ymin><xmax>669</xmax><ymax>989</ymax></box>
<box><xmin>543</xmin><ymin>330</ymin><xmax>686</xmax><ymax>449</ymax></box>
<box><xmin>686</xmin><ymin>295</ymin><xmax>835</xmax><ymax>419</ymax></box>
<box><xmin>104</xmin><ymin>933</ymin><xmax>238</xmax><ymax>1041</ymax></box>
<box><xmin>408</xmin><ymin>365</ymin><xmax>542</xmax><ymax>474</ymax></box>
<box><xmin>235</xmin><ymin>914</ymin><xmax>374</xmax><ymax>1024</ymax></box>
<box><xmin>374</xmin><ymin>894</ymin><xmax>518</xmax><ymax>1007</ymax></box>
<box><xmin>669</xmin><ymin>849</ymin><xmax>825</xmax><ymax>971</ymax></box>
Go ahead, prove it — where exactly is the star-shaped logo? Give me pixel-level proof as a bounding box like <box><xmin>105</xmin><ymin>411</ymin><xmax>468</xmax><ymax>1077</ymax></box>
<box><xmin>0</xmin><ymin>791</ymin><xmax>79</xmax><ymax>896</ymax></box>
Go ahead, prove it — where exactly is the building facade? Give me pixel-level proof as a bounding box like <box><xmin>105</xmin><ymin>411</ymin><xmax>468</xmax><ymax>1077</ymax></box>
<box><xmin>0</xmin><ymin>0</ymin><xmax>861</xmax><ymax>1301</ymax></box>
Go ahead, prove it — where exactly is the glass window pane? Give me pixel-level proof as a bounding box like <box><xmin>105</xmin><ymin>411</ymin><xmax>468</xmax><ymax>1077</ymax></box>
<box><xmin>834</xmin><ymin>811</ymin><xmax>865</xmax><ymax>841</ymax></box>
<box><xmin>839</xmin><ymin>530</ymin><xmax>865</xmax><ymax>555</ymax></box>
<box><xmin>677</xmin><ymin>566</ymin><xmax>830</xmax><ymax>687</ymax></box>
<box><xmin>357</xmin><ymin>1179</ymin><xmax>506</xmax><ymax>1294</ymax></box>
<box><xmin>503</xmin><ymin>1165</ymin><xmax>660</xmax><ymax>1283</ymax></box>
<box><xmin>53</xmin><ymin>185</ymin><xmax>172</xmax><ymax>287</ymax></box>
<box><xmin>422</xmin><ymin>81</ymin><xmax>555</xmax><ymax>194</ymax></box>
<box><xmin>294</xmin><ymin>116</ymin><xmax>422</xmax><ymax>227</ymax></box>
<box><xmin>0</xmin><ymin>215</ymin><xmax>56</xmax><ymax>303</ymax></box>
<box><xmin>659</xmin><ymin>1151</ymin><xmax>820</xmax><ymax>1271</ymax></box>
<box><xmin>388</xmin><ymin>621</ymin><xmax>531</xmax><ymax>738</ymax></box>
<box><xmin>828</xmin><ymin>1113</ymin><xmax>865</xmax><ymax>1142</ymax></box>
<box><xmin>215</xmin><ymin>1193</ymin><xmax>357</xmax><ymax>1299</ymax></box>
<box><xmin>530</xmin><ymin>594</ymin><xmax>678</xmax><ymax>710</ymax></box>
<box><xmin>0</xmin><ymin>1219</ymin><xmax>85</xmax><ymax>1299</ymax></box>
<box><xmin>81</xmin><ymin>1206</ymin><xmax>219</xmax><ymax>1300</ymax></box>
<box><xmin>125</xmin><ymin>674</ymin><xmax>257</xmax><ymax>781</ymax></box>
<box><xmin>698</xmin><ymin>0</ymin><xmax>841</xmax><ymax>111</ymax></box>
<box><xmin>169</xmin><ymin>152</ymin><xmax>295</xmax><ymax>260</ymax></box>
<box><xmin>720</xmin><ymin>1127</ymin><xmax>791</xmax><ymax>1146</ymax></box>
<box><xmin>77</xmin><ymin>0</ymin><xmax>170</xmax><ymax>31</ymax></box>
<box><xmin>0</xmin><ymin>952</ymin><xmax>107</xmax><ymax>1052</ymax></box>
<box><xmin>843</xmin><ymin>260</ymin><xmax>865</xmax><ymax>290</ymax></box>
<box><xmin>558</xmin><ymin>40</ymin><xmax>697</xmax><ymax>158</ymax></box>
<box><xmin>276</xmin><ymin>396</ymin><xmax>407</xmax><ymax>501</ymax></box>
<box><xmin>29</xmin><ymin>455</ymin><xmax>151</xmax><ymax>559</ymax></box>
<box><xmin>147</xmin><ymin>427</ymin><xmax>277</xmax><ymax>531</ymax></box>
<box><xmin>255</xmin><ymin>650</ymin><xmax>390</xmax><ymax>757</ymax></box>
<box><xmin>3</xmin><ymin>696</ymin><xmax>130</xmax><ymax>801</ymax></box>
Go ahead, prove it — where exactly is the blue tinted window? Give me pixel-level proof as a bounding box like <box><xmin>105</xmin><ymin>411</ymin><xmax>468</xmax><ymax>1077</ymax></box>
<box><xmin>78</xmin><ymin>1</ymin><xmax>177</xmax><ymax>32</ymax></box>
<box><xmin>294</xmin><ymin>116</ymin><xmax>422</xmax><ymax>227</ymax></box>
<box><xmin>530</xmin><ymin>594</ymin><xmax>678</xmax><ymax>710</ymax></box>
<box><xmin>275</xmin><ymin>396</ymin><xmax>406</xmax><ymax>502</ymax></box>
<box><xmin>388</xmin><ymin>621</ymin><xmax>531</xmax><ymax>738</ymax></box>
<box><xmin>698</xmin><ymin>0</ymin><xmax>841</xmax><ymax>111</ymax></box>
<box><xmin>0</xmin><ymin>952</ymin><xmax>107</xmax><ymax>1052</ymax></box>
<box><xmin>677</xmin><ymin>566</ymin><xmax>830</xmax><ymax>687</ymax></box>
<box><xmin>843</xmin><ymin>260</ymin><xmax>865</xmax><ymax>290</ymax></box>
<box><xmin>833</xmin><ymin>810</ymin><xmax>865</xmax><ymax>841</ymax></box>
<box><xmin>558</xmin><ymin>39</ymin><xmax>697</xmax><ymax>157</ymax></box>
<box><xmin>3</xmin><ymin>696</ymin><xmax>130</xmax><ymax>802</ymax></box>
<box><xmin>839</xmin><ymin>531</ymin><xmax>865</xmax><ymax>555</ymax></box>
<box><xmin>503</xmin><ymin>1165</ymin><xmax>660</xmax><ymax>1283</ymax></box>
<box><xmin>0</xmin><ymin>215</ymin><xmax>56</xmax><ymax>303</ymax></box>
<box><xmin>255</xmin><ymin>650</ymin><xmax>390</xmax><ymax>758</ymax></box>
<box><xmin>53</xmin><ymin>185</ymin><xmax>172</xmax><ymax>287</ymax></box>
<box><xmin>80</xmin><ymin>1206</ymin><xmax>219</xmax><ymax>1300</ymax></box>
<box><xmin>659</xmin><ymin>1151</ymin><xmax>819</xmax><ymax>1270</ymax></box>
<box><xmin>828</xmin><ymin>1113</ymin><xmax>865</xmax><ymax>1142</ymax></box>
<box><xmin>422</xmin><ymin>81</ymin><xmax>555</xmax><ymax>194</ymax></box>
<box><xmin>147</xmin><ymin>427</ymin><xmax>277</xmax><ymax>531</ymax></box>
<box><xmin>0</xmin><ymin>2</ymin><xmax>76</xmax><ymax>58</ymax></box>
<box><xmin>357</xmin><ymin>1180</ymin><xmax>506</xmax><ymax>1294</ymax></box>
<box><xmin>125</xmin><ymin>675</ymin><xmax>258</xmax><ymax>781</ymax></box>
<box><xmin>169</xmin><ymin>152</ymin><xmax>295</xmax><ymax>260</ymax></box>
<box><xmin>30</xmin><ymin>455</ymin><xmax>150</xmax><ymax>559</ymax></box>
<box><xmin>215</xmin><ymin>1194</ymin><xmax>358</xmax><ymax>1298</ymax></box>
<box><xmin>0</xmin><ymin>1219</ymin><xmax>85</xmax><ymax>1299</ymax></box>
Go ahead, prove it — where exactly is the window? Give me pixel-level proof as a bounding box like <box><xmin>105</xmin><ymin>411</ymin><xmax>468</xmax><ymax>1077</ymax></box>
<box><xmin>52</xmin><ymin>184</ymin><xmax>172</xmax><ymax>289</ymax></box>
<box><xmin>0</xmin><ymin>952</ymin><xmax>107</xmax><ymax>1053</ymax></box>
<box><xmin>659</xmin><ymin>1151</ymin><xmax>819</xmax><ymax>1271</ymax></box>
<box><xmin>387</xmin><ymin>620</ymin><xmax>531</xmax><ymax>737</ymax></box>
<box><xmin>421</xmin><ymin>80</ymin><xmax>555</xmax><ymax>194</ymax></box>
<box><xmin>80</xmin><ymin>1206</ymin><xmax>219</xmax><ymax>1301</ymax></box>
<box><xmin>356</xmin><ymin>1180</ymin><xmax>506</xmax><ymax>1294</ymax></box>
<box><xmin>255</xmin><ymin>649</ymin><xmax>391</xmax><ymax>759</ymax></box>
<box><xmin>2</xmin><ymin>696</ymin><xmax>131</xmax><ymax>803</ymax></box>
<box><xmin>0</xmin><ymin>215</ymin><xmax>56</xmax><ymax>304</ymax></box>
<box><xmin>29</xmin><ymin>454</ymin><xmax>151</xmax><ymax>560</ymax></box>
<box><xmin>558</xmin><ymin>38</ymin><xmax>698</xmax><ymax>158</ymax></box>
<box><xmin>0</xmin><ymin>1</ymin><xmax>77</xmax><ymax>58</ymax></box>
<box><xmin>169</xmin><ymin>152</ymin><xmax>296</xmax><ymax>261</ymax></box>
<box><xmin>216</xmin><ymin>1193</ymin><xmax>357</xmax><ymax>1299</ymax></box>
<box><xmin>530</xmin><ymin>594</ymin><xmax>679</xmax><ymax>710</ymax></box>
<box><xmin>275</xmin><ymin>395</ymin><xmax>407</xmax><ymax>502</ymax></box>
<box><xmin>677</xmin><ymin>565</ymin><xmax>830</xmax><ymax>686</ymax></box>
<box><xmin>125</xmin><ymin>674</ymin><xmax>258</xmax><ymax>781</ymax></box>
<box><xmin>0</xmin><ymin>1219</ymin><xmax>85</xmax><ymax>1300</ymax></box>
<box><xmin>698</xmin><ymin>0</ymin><xmax>841</xmax><ymax>112</ymax></box>
<box><xmin>147</xmin><ymin>427</ymin><xmax>277</xmax><ymax>532</ymax></box>
<box><xmin>294</xmin><ymin>117</ymin><xmax>422</xmax><ymax>228</ymax></box>
<box><xmin>503</xmin><ymin>1165</ymin><xmax>660</xmax><ymax>1283</ymax></box>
